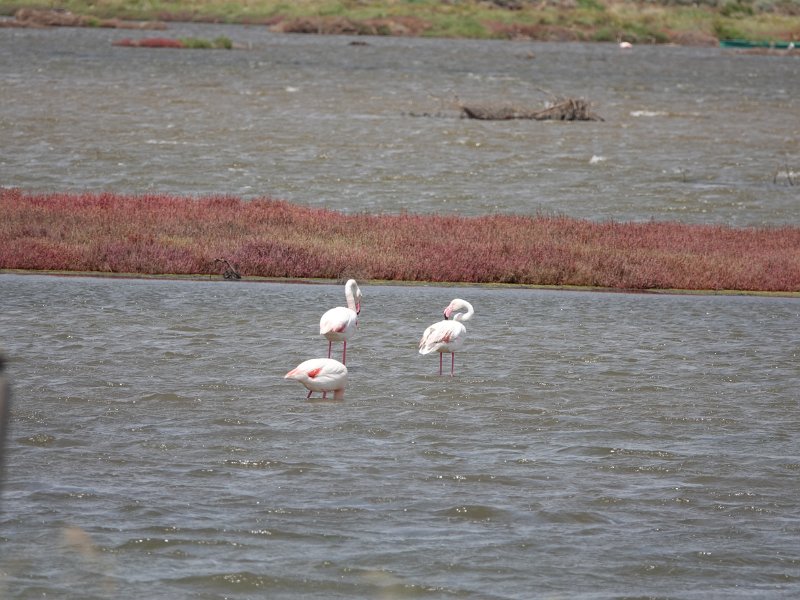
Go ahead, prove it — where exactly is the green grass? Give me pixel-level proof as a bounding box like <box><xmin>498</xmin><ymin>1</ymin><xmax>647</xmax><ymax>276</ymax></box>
<box><xmin>179</xmin><ymin>35</ymin><xmax>233</xmax><ymax>49</ymax></box>
<box><xmin>2</xmin><ymin>0</ymin><xmax>799</xmax><ymax>44</ymax></box>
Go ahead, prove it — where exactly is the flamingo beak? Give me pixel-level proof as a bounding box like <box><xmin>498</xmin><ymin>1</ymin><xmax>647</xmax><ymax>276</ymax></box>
<box><xmin>443</xmin><ymin>309</ymin><xmax>450</xmax><ymax>320</ymax></box>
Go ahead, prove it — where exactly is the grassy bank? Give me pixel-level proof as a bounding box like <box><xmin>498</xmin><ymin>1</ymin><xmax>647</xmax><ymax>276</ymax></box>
<box><xmin>2</xmin><ymin>189</ymin><xmax>798</xmax><ymax>293</ymax></box>
<box><xmin>1</xmin><ymin>0</ymin><xmax>799</xmax><ymax>45</ymax></box>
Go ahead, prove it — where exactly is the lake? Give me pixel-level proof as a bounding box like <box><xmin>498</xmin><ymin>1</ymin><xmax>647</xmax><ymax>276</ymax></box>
<box><xmin>1</xmin><ymin>22</ymin><xmax>798</xmax><ymax>225</ymax></box>
<box><xmin>1</xmin><ymin>21</ymin><xmax>799</xmax><ymax>599</ymax></box>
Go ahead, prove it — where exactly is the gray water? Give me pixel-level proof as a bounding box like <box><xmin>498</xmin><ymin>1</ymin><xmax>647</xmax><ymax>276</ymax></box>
<box><xmin>1</xmin><ymin>21</ymin><xmax>800</xmax><ymax>600</ymax></box>
<box><xmin>1</xmin><ymin>274</ymin><xmax>799</xmax><ymax>598</ymax></box>
<box><xmin>1</xmin><ymin>22</ymin><xmax>799</xmax><ymax>225</ymax></box>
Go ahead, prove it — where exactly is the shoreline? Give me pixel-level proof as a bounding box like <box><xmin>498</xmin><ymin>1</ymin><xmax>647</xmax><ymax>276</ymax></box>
<box><xmin>3</xmin><ymin>269</ymin><xmax>798</xmax><ymax>299</ymax></box>
<box><xmin>1</xmin><ymin>3</ymin><xmax>799</xmax><ymax>47</ymax></box>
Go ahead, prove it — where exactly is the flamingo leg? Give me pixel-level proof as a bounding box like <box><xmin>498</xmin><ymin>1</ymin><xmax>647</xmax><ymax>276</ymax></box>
<box><xmin>306</xmin><ymin>389</ymin><xmax>313</xmax><ymax>399</ymax></box>
<box><xmin>322</xmin><ymin>391</ymin><xmax>328</xmax><ymax>400</ymax></box>
<box><xmin>451</xmin><ymin>353</ymin><xmax>455</xmax><ymax>376</ymax></box>
<box><xmin>327</xmin><ymin>341</ymin><xmax>332</xmax><ymax>359</ymax></box>
<box><xmin>438</xmin><ymin>353</ymin><xmax>443</xmax><ymax>376</ymax></box>
<box><xmin>342</xmin><ymin>340</ymin><xmax>347</xmax><ymax>365</ymax></box>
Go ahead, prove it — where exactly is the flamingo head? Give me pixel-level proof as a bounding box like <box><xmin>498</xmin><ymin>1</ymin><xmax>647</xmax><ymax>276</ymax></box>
<box><xmin>443</xmin><ymin>299</ymin><xmax>461</xmax><ymax>320</ymax></box>
<box><xmin>444</xmin><ymin>299</ymin><xmax>474</xmax><ymax>322</ymax></box>
<box><xmin>443</xmin><ymin>304</ymin><xmax>455</xmax><ymax>320</ymax></box>
<box><xmin>346</xmin><ymin>279</ymin><xmax>362</xmax><ymax>315</ymax></box>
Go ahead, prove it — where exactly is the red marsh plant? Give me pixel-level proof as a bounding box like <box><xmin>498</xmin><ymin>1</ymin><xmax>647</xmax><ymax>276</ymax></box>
<box><xmin>1</xmin><ymin>189</ymin><xmax>799</xmax><ymax>292</ymax></box>
<box><xmin>112</xmin><ymin>36</ymin><xmax>234</xmax><ymax>49</ymax></box>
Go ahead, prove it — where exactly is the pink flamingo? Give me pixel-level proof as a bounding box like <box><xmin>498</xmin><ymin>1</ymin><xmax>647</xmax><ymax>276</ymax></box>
<box><xmin>319</xmin><ymin>279</ymin><xmax>362</xmax><ymax>365</ymax></box>
<box><xmin>419</xmin><ymin>299</ymin><xmax>474</xmax><ymax>376</ymax></box>
<box><xmin>284</xmin><ymin>358</ymin><xmax>348</xmax><ymax>401</ymax></box>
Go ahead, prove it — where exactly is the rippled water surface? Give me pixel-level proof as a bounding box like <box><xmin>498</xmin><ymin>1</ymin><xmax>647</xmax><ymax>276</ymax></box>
<box><xmin>1</xmin><ymin>23</ymin><xmax>799</xmax><ymax>225</ymax></box>
<box><xmin>1</xmin><ymin>274</ymin><xmax>799</xmax><ymax>598</ymax></box>
<box><xmin>1</xmin><ymin>20</ymin><xmax>800</xmax><ymax>599</ymax></box>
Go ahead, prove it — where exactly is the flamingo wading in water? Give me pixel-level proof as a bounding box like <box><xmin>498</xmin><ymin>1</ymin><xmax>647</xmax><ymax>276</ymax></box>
<box><xmin>285</xmin><ymin>358</ymin><xmax>348</xmax><ymax>401</ymax></box>
<box><xmin>319</xmin><ymin>279</ymin><xmax>361</xmax><ymax>365</ymax></box>
<box><xmin>419</xmin><ymin>299</ymin><xmax>474</xmax><ymax>376</ymax></box>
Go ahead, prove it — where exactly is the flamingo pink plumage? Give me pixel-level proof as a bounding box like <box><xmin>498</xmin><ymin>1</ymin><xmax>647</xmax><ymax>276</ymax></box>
<box><xmin>284</xmin><ymin>358</ymin><xmax>348</xmax><ymax>401</ymax></box>
<box><xmin>319</xmin><ymin>279</ymin><xmax>362</xmax><ymax>365</ymax></box>
<box><xmin>419</xmin><ymin>299</ymin><xmax>474</xmax><ymax>376</ymax></box>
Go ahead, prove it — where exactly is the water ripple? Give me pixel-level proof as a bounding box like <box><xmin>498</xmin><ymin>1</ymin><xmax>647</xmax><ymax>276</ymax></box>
<box><xmin>1</xmin><ymin>272</ymin><xmax>798</xmax><ymax>598</ymax></box>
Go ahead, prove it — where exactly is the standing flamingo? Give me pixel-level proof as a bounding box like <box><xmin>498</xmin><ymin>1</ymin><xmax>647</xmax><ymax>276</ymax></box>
<box><xmin>319</xmin><ymin>279</ymin><xmax>362</xmax><ymax>365</ymax></box>
<box><xmin>419</xmin><ymin>299</ymin><xmax>474</xmax><ymax>376</ymax></box>
<box><xmin>285</xmin><ymin>358</ymin><xmax>348</xmax><ymax>400</ymax></box>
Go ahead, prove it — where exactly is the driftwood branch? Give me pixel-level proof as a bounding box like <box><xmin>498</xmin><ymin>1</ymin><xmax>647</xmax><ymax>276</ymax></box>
<box><xmin>214</xmin><ymin>258</ymin><xmax>241</xmax><ymax>279</ymax></box>
<box><xmin>459</xmin><ymin>97</ymin><xmax>604</xmax><ymax>121</ymax></box>
<box><xmin>773</xmin><ymin>160</ymin><xmax>796</xmax><ymax>186</ymax></box>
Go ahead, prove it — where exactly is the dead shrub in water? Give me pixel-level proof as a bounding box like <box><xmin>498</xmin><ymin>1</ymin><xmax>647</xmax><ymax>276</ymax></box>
<box><xmin>1</xmin><ymin>189</ymin><xmax>798</xmax><ymax>292</ymax></box>
<box><xmin>460</xmin><ymin>97</ymin><xmax>604</xmax><ymax>121</ymax></box>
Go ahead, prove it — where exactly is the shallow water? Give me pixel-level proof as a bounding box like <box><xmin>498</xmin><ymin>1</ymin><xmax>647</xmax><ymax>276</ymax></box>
<box><xmin>1</xmin><ymin>23</ymin><xmax>799</xmax><ymax>225</ymax></box>
<box><xmin>1</xmin><ymin>21</ymin><xmax>799</xmax><ymax>599</ymax></box>
<box><xmin>1</xmin><ymin>274</ymin><xmax>799</xmax><ymax>598</ymax></box>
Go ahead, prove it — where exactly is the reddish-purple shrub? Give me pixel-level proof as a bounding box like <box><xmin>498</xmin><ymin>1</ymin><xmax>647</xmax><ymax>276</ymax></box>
<box><xmin>1</xmin><ymin>189</ymin><xmax>798</xmax><ymax>292</ymax></box>
<box><xmin>113</xmin><ymin>37</ymin><xmax>184</xmax><ymax>48</ymax></box>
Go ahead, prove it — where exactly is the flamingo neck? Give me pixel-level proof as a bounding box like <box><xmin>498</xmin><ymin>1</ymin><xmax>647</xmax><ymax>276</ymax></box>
<box><xmin>453</xmin><ymin>302</ymin><xmax>474</xmax><ymax>322</ymax></box>
<box><xmin>345</xmin><ymin>282</ymin><xmax>359</xmax><ymax>313</ymax></box>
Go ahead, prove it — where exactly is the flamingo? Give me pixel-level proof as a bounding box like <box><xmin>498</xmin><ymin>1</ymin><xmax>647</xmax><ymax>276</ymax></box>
<box><xmin>284</xmin><ymin>358</ymin><xmax>348</xmax><ymax>401</ymax></box>
<box><xmin>319</xmin><ymin>279</ymin><xmax>362</xmax><ymax>365</ymax></box>
<box><xmin>419</xmin><ymin>299</ymin><xmax>474</xmax><ymax>376</ymax></box>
